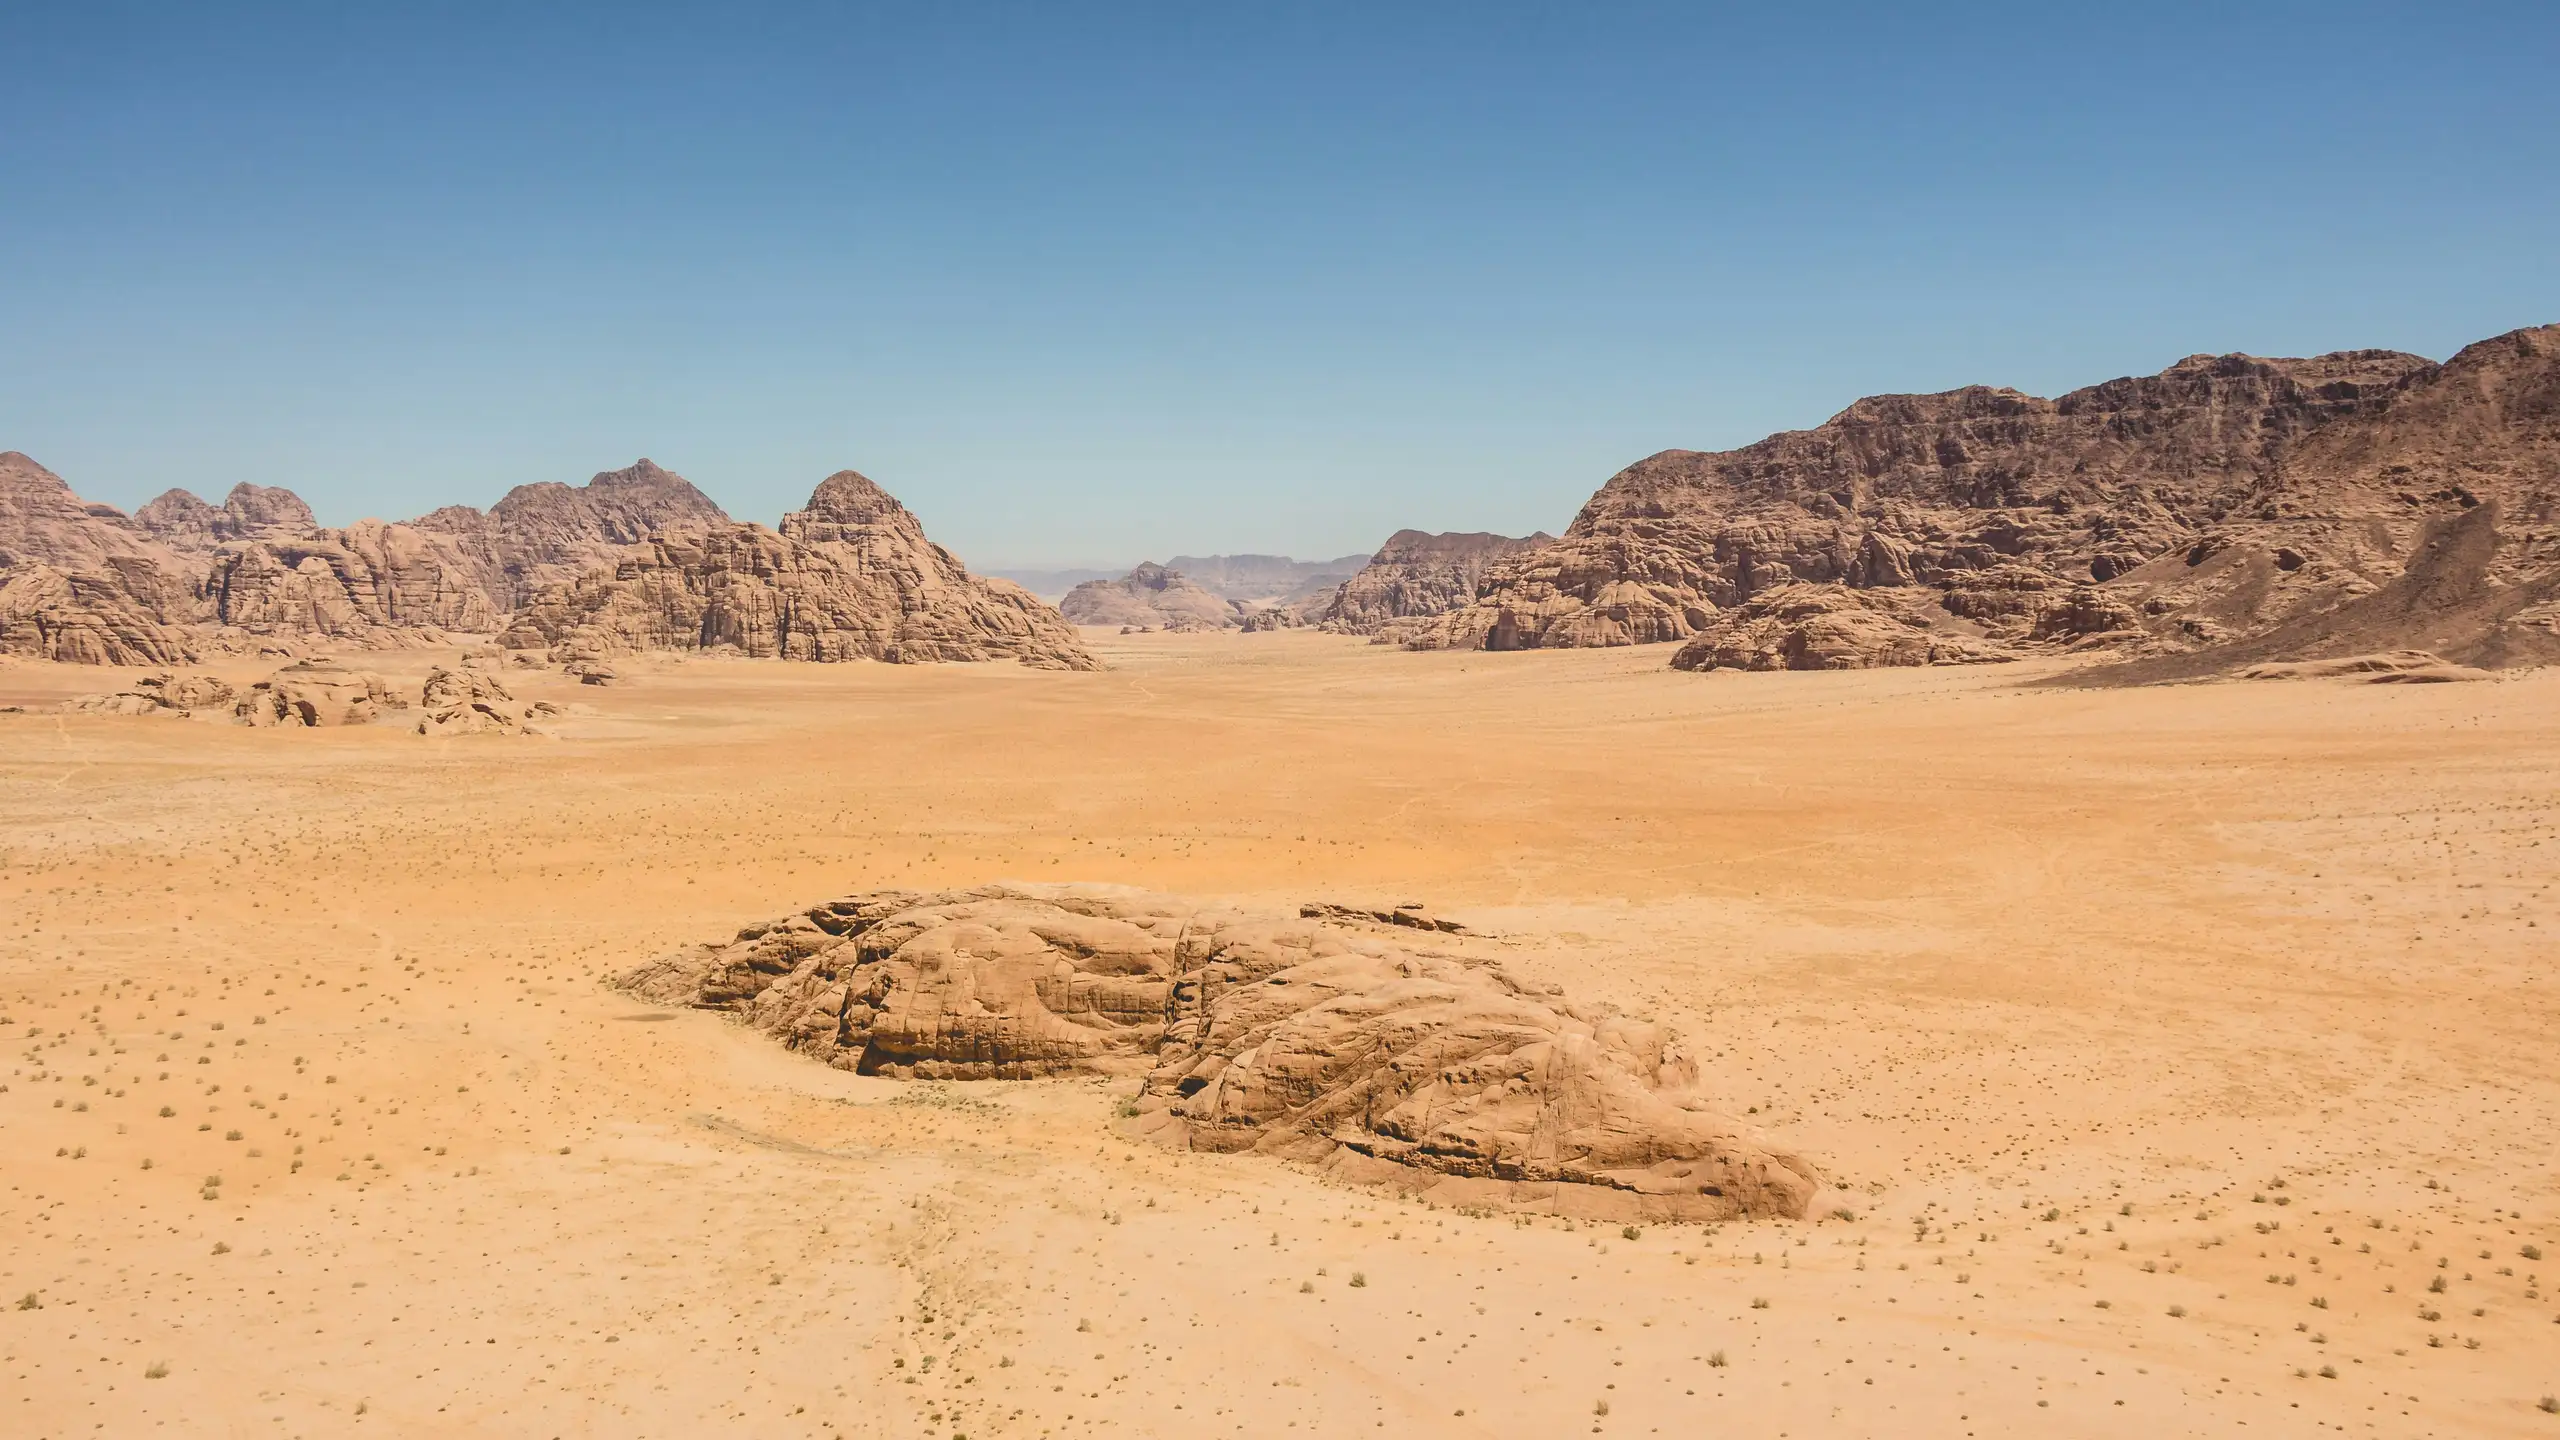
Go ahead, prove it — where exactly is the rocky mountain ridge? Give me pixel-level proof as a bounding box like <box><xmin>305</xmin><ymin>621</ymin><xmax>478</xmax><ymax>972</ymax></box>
<box><xmin>0</xmin><ymin>456</ymin><xmax>1095</xmax><ymax>672</ymax></box>
<box><xmin>1409</xmin><ymin>324</ymin><xmax>2560</xmax><ymax>674</ymax></box>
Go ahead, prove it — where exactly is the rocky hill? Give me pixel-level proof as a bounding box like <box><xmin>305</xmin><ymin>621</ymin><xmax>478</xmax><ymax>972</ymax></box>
<box><xmin>621</xmin><ymin>883</ymin><xmax>1819</xmax><ymax>1220</ymax></box>
<box><xmin>411</xmin><ymin>458</ymin><xmax>730</xmax><ymax>608</ymax></box>
<box><xmin>499</xmin><ymin>471</ymin><xmax>1099</xmax><ymax>669</ymax></box>
<box><xmin>1409</xmin><ymin>323</ymin><xmax>2560</xmax><ymax>674</ymax></box>
<box><xmin>1058</xmin><ymin>562</ymin><xmax>1243</xmax><ymax>631</ymax></box>
<box><xmin>1163</xmin><ymin>552</ymin><xmax>1371</xmax><ymax>607</ymax></box>
<box><xmin>2</xmin><ymin>455</ymin><xmax>1094</xmax><ymax>672</ymax></box>
<box><xmin>1320</xmin><ymin>529</ymin><xmax>1555</xmax><ymax>639</ymax></box>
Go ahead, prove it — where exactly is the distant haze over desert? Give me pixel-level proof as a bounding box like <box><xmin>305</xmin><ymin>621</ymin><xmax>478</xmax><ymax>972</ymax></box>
<box><xmin>7</xmin><ymin>7</ymin><xmax>2559</xmax><ymax>1439</ymax></box>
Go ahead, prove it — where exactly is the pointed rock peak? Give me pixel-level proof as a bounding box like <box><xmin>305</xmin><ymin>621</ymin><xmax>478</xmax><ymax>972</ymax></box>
<box><xmin>133</xmin><ymin>489</ymin><xmax>221</xmax><ymax>539</ymax></box>
<box><xmin>798</xmin><ymin>469</ymin><xmax>911</xmax><ymax>526</ymax></box>
<box><xmin>221</xmin><ymin>482</ymin><xmax>318</xmax><ymax>532</ymax></box>
<box><xmin>0</xmin><ymin>451</ymin><xmax>73</xmax><ymax>492</ymax></box>
<box><xmin>589</xmin><ymin>458</ymin><xmax>679</xmax><ymax>490</ymax></box>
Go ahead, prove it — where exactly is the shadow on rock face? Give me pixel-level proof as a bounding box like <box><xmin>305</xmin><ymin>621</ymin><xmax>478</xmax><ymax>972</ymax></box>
<box><xmin>619</xmin><ymin>883</ymin><xmax>1822</xmax><ymax>1221</ymax></box>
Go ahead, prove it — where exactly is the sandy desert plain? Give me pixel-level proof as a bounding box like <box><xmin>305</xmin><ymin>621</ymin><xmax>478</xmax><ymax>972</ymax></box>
<box><xmin>0</xmin><ymin>627</ymin><xmax>2555</xmax><ymax>1439</ymax></box>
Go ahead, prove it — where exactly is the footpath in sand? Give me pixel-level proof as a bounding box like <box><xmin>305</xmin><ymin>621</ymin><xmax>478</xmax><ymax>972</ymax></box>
<box><xmin>1</xmin><ymin>629</ymin><xmax>2555</xmax><ymax>1438</ymax></box>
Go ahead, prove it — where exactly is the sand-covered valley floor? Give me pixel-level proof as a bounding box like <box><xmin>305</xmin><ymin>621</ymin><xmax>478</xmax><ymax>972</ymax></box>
<box><xmin>2</xmin><ymin>631</ymin><xmax>2556</xmax><ymax>1438</ymax></box>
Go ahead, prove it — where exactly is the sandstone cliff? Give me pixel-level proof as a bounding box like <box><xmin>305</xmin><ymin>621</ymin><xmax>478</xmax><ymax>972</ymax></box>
<box><xmin>0</xmin><ymin>452</ymin><xmax>201</xmax><ymax>663</ymax></box>
<box><xmin>500</xmin><ymin>471</ymin><xmax>1100</xmax><ymax>670</ymax></box>
<box><xmin>1417</xmin><ymin>324</ymin><xmax>2560</xmax><ymax>673</ymax></box>
<box><xmin>1320</xmin><ymin>529</ymin><xmax>1555</xmax><ymax>638</ymax></box>
<box><xmin>620</xmin><ymin>884</ymin><xmax>1820</xmax><ymax>1221</ymax></box>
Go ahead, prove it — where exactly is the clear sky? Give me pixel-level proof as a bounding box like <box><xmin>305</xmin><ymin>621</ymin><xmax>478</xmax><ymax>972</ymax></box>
<box><xmin>4</xmin><ymin>3</ymin><xmax>2555</xmax><ymax>567</ymax></box>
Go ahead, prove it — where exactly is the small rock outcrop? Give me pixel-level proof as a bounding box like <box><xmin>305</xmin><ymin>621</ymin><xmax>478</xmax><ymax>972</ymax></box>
<box><xmin>60</xmin><ymin>672</ymin><xmax>236</xmax><ymax>716</ymax></box>
<box><xmin>1059</xmin><ymin>563</ymin><xmax>1242</xmax><ymax>631</ymax></box>
<box><xmin>501</xmin><ymin>471</ymin><xmax>1099</xmax><ymax>670</ymax></box>
<box><xmin>232</xmin><ymin>660</ymin><xmax>403</xmax><ymax>728</ymax></box>
<box><xmin>1666</xmin><ymin>584</ymin><xmax>2015</xmax><ymax>672</ymax></box>
<box><xmin>620</xmin><ymin>884</ymin><xmax>1820</xmax><ymax>1221</ymax></box>
<box><xmin>415</xmin><ymin>665</ymin><xmax>558</xmax><ymax>735</ymax></box>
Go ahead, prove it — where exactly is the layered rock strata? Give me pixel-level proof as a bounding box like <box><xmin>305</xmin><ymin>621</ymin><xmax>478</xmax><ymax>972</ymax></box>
<box><xmin>620</xmin><ymin>884</ymin><xmax>1820</xmax><ymax>1221</ymax></box>
<box><xmin>3</xmin><ymin>455</ymin><xmax>1093</xmax><ymax>672</ymax></box>
<box><xmin>1416</xmin><ymin>325</ymin><xmax>2560</xmax><ymax>673</ymax></box>
<box><xmin>1320</xmin><ymin>529</ymin><xmax>1555</xmax><ymax>639</ymax></box>
<box><xmin>501</xmin><ymin>472</ymin><xmax>1098</xmax><ymax>669</ymax></box>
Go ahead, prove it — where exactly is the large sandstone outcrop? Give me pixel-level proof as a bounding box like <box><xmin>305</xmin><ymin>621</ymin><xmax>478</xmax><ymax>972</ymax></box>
<box><xmin>18</xmin><ymin>460</ymin><xmax>494</xmax><ymax>653</ymax></box>
<box><xmin>0</xmin><ymin>453</ymin><xmax>202</xmax><ymax>663</ymax></box>
<box><xmin>6</xmin><ymin>454</ymin><xmax>1082</xmax><ymax>670</ymax></box>
<box><xmin>1320</xmin><ymin>529</ymin><xmax>1555</xmax><ymax>639</ymax></box>
<box><xmin>1417</xmin><ymin>325</ymin><xmax>2560</xmax><ymax>673</ymax></box>
<box><xmin>620</xmin><ymin>884</ymin><xmax>1820</xmax><ymax>1221</ymax></box>
<box><xmin>500</xmin><ymin>471</ymin><xmax>1099</xmax><ymax>670</ymax></box>
<box><xmin>411</xmin><ymin>458</ymin><xmax>730</xmax><ymax>608</ymax></box>
<box><xmin>1059</xmin><ymin>563</ymin><xmax>1242</xmax><ymax>631</ymax></box>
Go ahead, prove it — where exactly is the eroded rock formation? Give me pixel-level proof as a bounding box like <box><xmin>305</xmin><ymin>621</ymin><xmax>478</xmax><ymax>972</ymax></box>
<box><xmin>414</xmin><ymin>665</ymin><xmax>559</xmax><ymax>735</ymax></box>
<box><xmin>1415</xmin><ymin>325</ymin><xmax>2560</xmax><ymax>674</ymax></box>
<box><xmin>1320</xmin><ymin>529</ymin><xmax>1555</xmax><ymax>639</ymax></box>
<box><xmin>411</xmin><ymin>458</ymin><xmax>730</xmax><ymax>608</ymax></box>
<box><xmin>1059</xmin><ymin>563</ymin><xmax>1242</xmax><ymax>631</ymax></box>
<box><xmin>500</xmin><ymin>471</ymin><xmax>1099</xmax><ymax>670</ymax></box>
<box><xmin>619</xmin><ymin>884</ymin><xmax>1820</xmax><ymax>1220</ymax></box>
<box><xmin>231</xmin><ymin>660</ymin><xmax>404</xmax><ymax>727</ymax></box>
<box><xmin>60</xmin><ymin>672</ymin><xmax>236</xmax><ymax>716</ymax></box>
<box><xmin>3</xmin><ymin>455</ymin><xmax>1092</xmax><ymax>672</ymax></box>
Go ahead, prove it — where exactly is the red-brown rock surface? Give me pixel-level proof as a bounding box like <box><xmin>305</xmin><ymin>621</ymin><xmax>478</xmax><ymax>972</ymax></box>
<box><xmin>0</xmin><ymin>453</ymin><xmax>202</xmax><ymax>663</ymax></box>
<box><xmin>5</xmin><ymin>455</ymin><xmax>1086</xmax><ymax>671</ymax></box>
<box><xmin>1419</xmin><ymin>324</ymin><xmax>2560</xmax><ymax>673</ymax></box>
<box><xmin>619</xmin><ymin>884</ymin><xmax>1820</xmax><ymax>1221</ymax></box>
<box><xmin>1319</xmin><ymin>529</ymin><xmax>1555</xmax><ymax>639</ymax></box>
<box><xmin>500</xmin><ymin>471</ymin><xmax>1099</xmax><ymax>670</ymax></box>
<box><xmin>412</xmin><ymin>458</ymin><xmax>730</xmax><ymax>608</ymax></box>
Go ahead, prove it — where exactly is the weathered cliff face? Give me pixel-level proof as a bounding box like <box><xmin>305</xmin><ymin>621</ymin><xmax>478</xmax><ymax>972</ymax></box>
<box><xmin>411</xmin><ymin>458</ymin><xmax>730</xmax><ymax>608</ymax></box>
<box><xmin>1058</xmin><ymin>562</ymin><xmax>1242</xmax><ymax>631</ymax></box>
<box><xmin>500</xmin><ymin>471</ymin><xmax>1100</xmax><ymax>670</ymax></box>
<box><xmin>1319</xmin><ymin>529</ymin><xmax>1555</xmax><ymax>638</ymax></box>
<box><xmin>0</xmin><ymin>453</ymin><xmax>202</xmax><ymax>663</ymax></box>
<box><xmin>1416</xmin><ymin>325</ymin><xmax>2560</xmax><ymax>672</ymax></box>
<box><xmin>620</xmin><ymin>884</ymin><xmax>1822</xmax><ymax>1221</ymax></box>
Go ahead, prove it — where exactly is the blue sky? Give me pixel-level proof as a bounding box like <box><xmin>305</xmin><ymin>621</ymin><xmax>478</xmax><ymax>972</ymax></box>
<box><xmin>4</xmin><ymin>3</ymin><xmax>2554</xmax><ymax>567</ymax></box>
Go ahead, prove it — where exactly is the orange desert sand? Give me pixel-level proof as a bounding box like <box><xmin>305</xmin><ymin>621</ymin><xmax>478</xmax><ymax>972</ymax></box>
<box><xmin>2</xmin><ymin>629</ymin><xmax>2556</xmax><ymax>1438</ymax></box>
